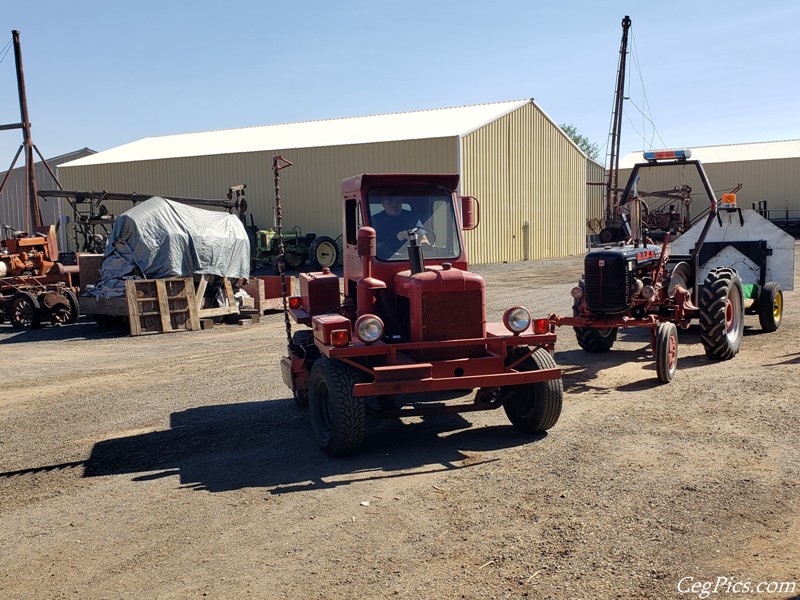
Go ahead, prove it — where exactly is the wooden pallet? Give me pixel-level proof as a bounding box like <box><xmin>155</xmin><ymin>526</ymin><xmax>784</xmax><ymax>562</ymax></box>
<box><xmin>125</xmin><ymin>278</ymin><xmax>201</xmax><ymax>336</ymax></box>
<box><xmin>194</xmin><ymin>274</ymin><xmax>240</xmax><ymax>319</ymax></box>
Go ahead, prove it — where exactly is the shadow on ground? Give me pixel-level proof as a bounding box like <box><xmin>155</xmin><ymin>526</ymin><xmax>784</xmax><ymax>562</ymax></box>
<box><xmin>78</xmin><ymin>399</ymin><xmax>543</xmax><ymax>494</ymax></box>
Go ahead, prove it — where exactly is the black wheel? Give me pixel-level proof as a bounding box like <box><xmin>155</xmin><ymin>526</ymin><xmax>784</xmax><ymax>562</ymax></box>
<box><xmin>575</xmin><ymin>326</ymin><xmax>618</xmax><ymax>353</ymax></box>
<box><xmin>598</xmin><ymin>227</ymin><xmax>617</xmax><ymax>244</ymax></box>
<box><xmin>757</xmin><ymin>281</ymin><xmax>783</xmax><ymax>332</ymax></box>
<box><xmin>308</xmin><ymin>236</ymin><xmax>339</xmax><ymax>270</ymax></box>
<box><xmin>283</xmin><ymin>252</ymin><xmax>305</xmax><ymax>269</ymax></box>
<box><xmin>308</xmin><ymin>357</ymin><xmax>366</xmax><ymax>456</ymax></box>
<box><xmin>289</xmin><ymin>330</ymin><xmax>320</xmax><ymax>408</ymax></box>
<box><xmin>11</xmin><ymin>292</ymin><xmax>42</xmax><ymax>329</ymax></box>
<box><xmin>699</xmin><ymin>268</ymin><xmax>744</xmax><ymax>360</ymax></box>
<box><xmin>501</xmin><ymin>348</ymin><xmax>563</xmax><ymax>433</ymax></box>
<box><xmin>62</xmin><ymin>289</ymin><xmax>80</xmax><ymax>324</ymax></box>
<box><xmin>655</xmin><ymin>322</ymin><xmax>678</xmax><ymax>383</ymax></box>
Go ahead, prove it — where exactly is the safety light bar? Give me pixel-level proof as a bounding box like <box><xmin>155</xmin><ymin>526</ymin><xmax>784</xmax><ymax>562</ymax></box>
<box><xmin>643</xmin><ymin>149</ymin><xmax>692</xmax><ymax>162</ymax></box>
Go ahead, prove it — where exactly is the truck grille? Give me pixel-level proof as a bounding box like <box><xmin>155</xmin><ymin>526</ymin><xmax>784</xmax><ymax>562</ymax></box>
<box><xmin>416</xmin><ymin>289</ymin><xmax>484</xmax><ymax>359</ymax></box>
<box><xmin>585</xmin><ymin>256</ymin><xmax>630</xmax><ymax>314</ymax></box>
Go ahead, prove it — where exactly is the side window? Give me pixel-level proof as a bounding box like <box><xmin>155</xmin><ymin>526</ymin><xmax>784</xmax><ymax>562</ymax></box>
<box><xmin>345</xmin><ymin>199</ymin><xmax>357</xmax><ymax>245</ymax></box>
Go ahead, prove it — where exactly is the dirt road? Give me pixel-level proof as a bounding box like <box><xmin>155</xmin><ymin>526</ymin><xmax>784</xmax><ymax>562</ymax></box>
<box><xmin>1</xmin><ymin>248</ymin><xmax>798</xmax><ymax>599</ymax></box>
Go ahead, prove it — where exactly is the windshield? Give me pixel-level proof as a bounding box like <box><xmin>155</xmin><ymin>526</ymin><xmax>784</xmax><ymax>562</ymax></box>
<box><xmin>367</xmin><ymin>185</ymin><xmax>462</xmax><ymax>261</ymax></box>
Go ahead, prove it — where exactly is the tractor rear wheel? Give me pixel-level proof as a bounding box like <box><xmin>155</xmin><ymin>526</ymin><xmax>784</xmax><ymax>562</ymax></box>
<box><xmin>575</xmin><ymin>326</ymin><xmax>618</xmax><ymax>353</ymax></box>
<box><xmin>308</xmin><ymin>357</ymin><xmax>366</xmax><ymax>456</ymax></box>
<box><xmin>11</xmin><ymin>292</ymin><xmax>42</xmax><ymax>329</ymax></box>
<box><xmin>308</xmin><ymin>236</ymin><xmax>339</xmax><ymax>270</ymax></box>
<box><xmin>501</xmin><ymin>348</ymin><xmax>563</xmax><ymax>433</ymax></box>
<box><xmin>757</xmin><ymin>281</ymin><xmax>783</xmax><ymax>332</ymax></box>
<box><xmin>655</xmin><ymin>322</ymin><xmax>678</xmax><ymax>383</ymax></box>
<box><xmin>699</xmin><ymin>268</ymin><xmax>744</xmax><ymax>360</ymax></box>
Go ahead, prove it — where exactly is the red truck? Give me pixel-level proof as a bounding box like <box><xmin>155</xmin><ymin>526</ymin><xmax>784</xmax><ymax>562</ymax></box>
<box><xmin>280</xmin><ymin>173</ymin><xmax>562</xmax><ymax>456</ymax></box>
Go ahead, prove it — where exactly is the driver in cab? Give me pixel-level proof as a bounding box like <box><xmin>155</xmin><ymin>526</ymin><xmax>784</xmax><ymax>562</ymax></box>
<box><xmin>369</xmin><ymin>190</ymin><xmax>430</xmax><ymax>259</ymax></box>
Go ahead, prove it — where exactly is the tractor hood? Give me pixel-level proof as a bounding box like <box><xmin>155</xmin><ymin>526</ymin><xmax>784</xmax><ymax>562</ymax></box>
<box><xmin>393</xmin><ymin>264</ymin><xmax>484</xmax><ymax>298</ymax></box>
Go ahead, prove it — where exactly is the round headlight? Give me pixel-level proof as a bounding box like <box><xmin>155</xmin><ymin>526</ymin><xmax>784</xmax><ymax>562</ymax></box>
<box><xmin>641</xmin><ymin>285</ymin><xmax>656</xmax><ymax>300</ymax></box>
<box><xmin>503</xmin><ymin>306</ymin><xmax>531</xmax><ymax>334</ymax></box>
<box><xmin>355</xmin><ymin>314</ymin><xmax>384</xmax><ymax>344</ymax></box>
<box><xmin>570</xmin><ymin>286</ymin><xmax>584</xmax><ymax>300</ymax></box>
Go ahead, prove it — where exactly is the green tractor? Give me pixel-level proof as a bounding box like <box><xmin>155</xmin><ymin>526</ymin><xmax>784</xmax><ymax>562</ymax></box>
<box><xmin>254</xmin><ymin>226</ymin><xmax>340</xmax><ymax>271</ymax></box>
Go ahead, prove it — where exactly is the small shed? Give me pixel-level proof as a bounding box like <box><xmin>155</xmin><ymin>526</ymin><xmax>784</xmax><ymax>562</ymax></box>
<box><xmin>58</xmin><ymin>100</ymin><xmax>589</xmax><ymax>264</ymax></box>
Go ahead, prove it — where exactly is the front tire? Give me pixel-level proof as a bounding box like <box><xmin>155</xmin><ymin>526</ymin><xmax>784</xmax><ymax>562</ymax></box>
<box><xmin>308</xmin><ymin>357</ymin><xmax>366</xmax><ymax>456</ymax></box>
<box><xmin>575</xmin><ymin>326</ymin><xmax>618</xmax><ymax>353</ymax></box>
<box><xmin>501</xmin><ymin>348</ymin><xmax>563</xmax><ymax>433</ymax></box>
<box><xmin>699</xmin><ymin>268</ymin><xmax>744</xmax><ymax>360</ymax></box>
<box><xmin>655</xmin><ymin>322</ymin><xmax>678</xmax><ymax>383</ymax></box>
<box><xmin>757</xmin><ymin>281</ymin><xmax>783</xmax><ymax>332</ymax></box>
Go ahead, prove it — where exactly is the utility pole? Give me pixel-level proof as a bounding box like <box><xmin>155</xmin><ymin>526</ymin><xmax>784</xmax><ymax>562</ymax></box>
<box><xmin>11</xmin><ymin>30</ymin><xmax>42</xmax><ymax>231</ymax></box>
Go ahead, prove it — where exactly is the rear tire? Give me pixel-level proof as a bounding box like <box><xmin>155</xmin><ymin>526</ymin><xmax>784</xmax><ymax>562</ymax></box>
<box><xmin>501</xmin><ymin>348</ymin><xmax>563</xmax><ymax>433</ymax></box>
<box><xmin>308</xmin><ymin>357</ymin><xmax>366</xmax><ymax>456</ymax></box>
<box><xmin>655</xmin><ymin>322</ymin><xmax>678</xmax><ymax>383</ymax></box>
<box><xmin>575</xmin><ymin>326</ymin><xmax>618</xmax><ymax>353</ymax></box>
<box><xmin>290</xmin><ymin>330</ymin><xmax>319</xmax><ymax>408</ymax></box>
<box><xmin>757</xmin><ymin>281</ymin><xmax>783</xmax><ymax>332</ymax></box>
<box><xmin>308</xmin><ymin>236</ymin><xmax>339</xmax><ymax>270</ymax></box>
<box><xmin>699</xmin><ymin>268</ymin><xmax>744</xmax><ymax>360</ymax></box>
<box><xmin>63</xmin><ymin>289</ymin><xmax>80</xmax><ymax>324</ymax></box>
<box><xmin>11</xmin><ymin>292</ymin><xmax>41</xmax><ymax>329</ymax></box>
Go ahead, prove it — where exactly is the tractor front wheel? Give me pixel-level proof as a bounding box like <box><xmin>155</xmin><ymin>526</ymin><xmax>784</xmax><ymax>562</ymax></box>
<box><xmin>757</xmin><ymin>281</ymin><xmax>783</xmax><ymax>332</ymax></box>
<box><xmin>655</xmin><ymin>322</ymin><xmax>678</xmax><ymax>383</ymax></box>
<box><xmin>699</xmin><ymin>268</ymin><xmax>744</xmax><ymax>360</ymax></box>
<box><xmin>308</xmin><ymin>357</ymin><xmax>366</xmax><ymax>456</ymax></box>
<box><xmin>501</xmin><ymin>348</ymin><xmax>563</xmax><ymax>433</ymax></box>
<box><xmin>11</xmin><ymin>292</ymin><xmax>42</xmax><ymax>329</ymax></box>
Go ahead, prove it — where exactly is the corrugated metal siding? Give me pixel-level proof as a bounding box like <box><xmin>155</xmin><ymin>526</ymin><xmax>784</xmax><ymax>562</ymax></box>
<box><xmin>58</xmin><ymin>138</ymin><xmax>457</xmax><ymax>251</ymax></box>
<box><xmin>0</xmin><ymin>148</ymin><xmax>95</xmax><ymax>251</ymax></box>
<box><xmin>617</xmin><ymin>157</ymin><xmax>800</xmax><ymax>221</ymax></box>
<box><xmin>460</xmin><ymin>103</ymin><xmax>586</xmax><ymax>264</ymax></box>
<box><xmin>586</xmin><ymin>159</ymin><xmax>605</xmax><ymax>229</ymax></box>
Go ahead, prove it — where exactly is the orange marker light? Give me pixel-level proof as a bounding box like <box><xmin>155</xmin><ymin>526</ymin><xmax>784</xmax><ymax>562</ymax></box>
<box><xmin>330</xmin><ymin>329</ymin><xmax>351</xmax><ymax>347</ymax></box>
<box><xmin>288</xmin><ymin>296</ymin><xmax>302</xmax><ymax>309</ymax></box>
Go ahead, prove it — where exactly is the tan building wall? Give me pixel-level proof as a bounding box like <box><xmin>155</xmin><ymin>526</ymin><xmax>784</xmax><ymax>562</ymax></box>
<box><xmin>58</xmin><ymin>103</ymin><xmax>587</xmax><ymax>263</ymax></box>
<box><xmin>617</xmin><ymin>157</ymin><xmax>800</xmax><ymax>222</ymax></box>
<box><xmin>586</xmin><ymin>159</ymin><xmax>605</xmax><ymax>229</ymax></box>
<box><xmin>460</xmin><ymin>102</ymin><xmax>586</xmax><ymax>264</ymax></box>
<box><xmin>58</xmin><ymin>138</ymin><xmax>457</xmax><ymax>252</ymax></box>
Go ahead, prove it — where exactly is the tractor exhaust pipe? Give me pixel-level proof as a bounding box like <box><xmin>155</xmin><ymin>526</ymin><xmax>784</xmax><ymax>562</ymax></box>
<box><xmin>407</xmin><ymin>230</ymin><xmax>424</xmax><ymax>274</ymax></box>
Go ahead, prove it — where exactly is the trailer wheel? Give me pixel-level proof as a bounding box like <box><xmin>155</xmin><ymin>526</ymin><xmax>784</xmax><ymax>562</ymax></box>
<box><xmin>60</xmin><ymin>289</ymin><xmax>80</xmax><ymax>324</ymax></box>
<box><xmin>308</xmin><ymin>236</ymin><xmax>339</xmax><ymax>270</ymax></box>
<box><xmin>11</xmin><ymin>292</ymin><xmax>42</xmax><ymax>329</ymax></box>
<box><xmin>655</xmin><ymin>322</ymin><xmax>678</xmax><ymax>383</ymax></box>
<box><xmin>290</xmin><ymin>330</ymin><xmax>320</xmax><ymax>407</ymax></box>
<box><xmin>501</xmin><ymin>348</ymin><xmax>563</xmax><ymax>433</ymax></box>
<box><xmin>757</xmin><ymin>282</ymin><xmax>783</xmax><ymax>332</ymax></box>
<box><xmin>699</xmin><ymin>268</ymin><xmax>744</xmax><ymax>360</ymax></box>
<box><xmin>308</xmin><ymin>357</ymin><xmax>366</xmax><ymax>456</ymax></box>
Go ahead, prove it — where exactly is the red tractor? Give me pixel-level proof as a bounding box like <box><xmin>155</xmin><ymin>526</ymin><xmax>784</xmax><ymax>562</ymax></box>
<box><xmin>550</xmin><ymin>149</ymin><xmax>788</xmax><ymax>383</ymax></box>
<box><xmin>280</xmin><ymin>173</ymin><xmax>563</xmax><ymax>456</ymax></box>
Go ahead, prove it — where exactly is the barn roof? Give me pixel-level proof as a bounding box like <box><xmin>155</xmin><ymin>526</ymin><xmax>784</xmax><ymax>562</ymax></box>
<box><xmin>62</xmin><ymin>100</ymin><xmax>533</xmax><ymax>168</ymax></box>
<box><xmin>619</xmin><ymin>139</ymin><xmax>800</xmax><ymax>169</ymax></box>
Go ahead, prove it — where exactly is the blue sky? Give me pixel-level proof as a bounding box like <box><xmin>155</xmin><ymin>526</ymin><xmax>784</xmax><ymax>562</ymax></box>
<box><xmin>2</xmin><ymin>1</ymin><xmax>800</xmax><ymax>168</ymax></box>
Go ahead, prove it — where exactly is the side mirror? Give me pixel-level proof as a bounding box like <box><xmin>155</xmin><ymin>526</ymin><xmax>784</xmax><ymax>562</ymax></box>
<box><xmin>460</xmin><ymin>196</ymin><xmax>479</xmax><ymax>230</ymax></box>
<box><xmin>357</xmin><ymin>226</ymin><xmax>376</xmax><ymax>258</ymax></box>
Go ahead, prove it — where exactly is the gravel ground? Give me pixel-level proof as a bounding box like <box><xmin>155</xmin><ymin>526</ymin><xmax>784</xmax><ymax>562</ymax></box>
<box><xmin>0</xmin><ymin>244</ymin><xmax>798</xmax><ymax>599</ymax></box>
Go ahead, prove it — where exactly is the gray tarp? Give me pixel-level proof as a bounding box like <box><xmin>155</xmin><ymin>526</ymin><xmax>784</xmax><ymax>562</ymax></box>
<box><xmin>85</xmin><ymin>196</ymin><xmax>250</xmax><ymax>299</ymax></box>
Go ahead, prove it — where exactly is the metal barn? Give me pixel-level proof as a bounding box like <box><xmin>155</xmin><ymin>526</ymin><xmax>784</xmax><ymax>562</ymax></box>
<box><xmin>0</xmin><ymin>147</ymin><xmax>95</xmax><ymax>251</ymax></box>
<box><xmin>618</xmin><ymin>140</ymin><xmax>800</xmax><ymax>227</ymax></box>
<box><xmin>57</xmin><ymin>100</ymin><xmax>589</xmax><ymax>264</ymax></box>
